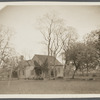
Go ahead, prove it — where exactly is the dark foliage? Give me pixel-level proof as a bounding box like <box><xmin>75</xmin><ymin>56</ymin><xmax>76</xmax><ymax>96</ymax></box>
<box><xmin>41</xmin><ymin>58</ymin><xmax>48</xmax><ymax>72</ymax></box>
<box><xmin>34</xmin><ymin>60</ymin><xmax>42</xmax><ymax>76</ymax></box>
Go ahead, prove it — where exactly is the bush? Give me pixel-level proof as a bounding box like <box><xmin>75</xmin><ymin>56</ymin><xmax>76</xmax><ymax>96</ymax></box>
<box><xmin>88</xmin><ymin>78</ymin><xmax>93</xmax><ymax>80</ymax></box>
<box><xmin>92</xmin><ymin>74</ymin><xmax>97</xmax><ymax>77</ymax></box>
<box><xmin>57</xmin><ymin>77</ymin><xmax>63</xmax><ymax>79</ymax></box>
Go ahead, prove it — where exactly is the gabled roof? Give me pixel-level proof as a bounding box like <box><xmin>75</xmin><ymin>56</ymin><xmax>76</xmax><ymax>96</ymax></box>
<box><xmin>33</xmin><ymin>54</ymin><xmax>63</xmax><ymax>66</ymax></box>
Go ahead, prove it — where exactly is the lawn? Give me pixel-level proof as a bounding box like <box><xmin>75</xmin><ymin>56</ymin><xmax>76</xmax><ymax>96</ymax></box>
<box><xmin>0</xmin><ymin>79</ymin><xmax>100</xmax><ymax>94</ymax></box>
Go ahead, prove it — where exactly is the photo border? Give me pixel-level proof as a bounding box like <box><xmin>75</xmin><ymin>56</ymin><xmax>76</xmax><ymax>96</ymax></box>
<box><xmin>0</xmin><ymin>1</ymin><xmax>100</xmax><ymax>99</ymax></box>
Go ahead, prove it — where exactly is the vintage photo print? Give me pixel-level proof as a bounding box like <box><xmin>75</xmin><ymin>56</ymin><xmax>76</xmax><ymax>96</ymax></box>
<box><xmin>0</xmin><ymin>2</ymin><xmax>100</xmax><ymax>98</ymax></box>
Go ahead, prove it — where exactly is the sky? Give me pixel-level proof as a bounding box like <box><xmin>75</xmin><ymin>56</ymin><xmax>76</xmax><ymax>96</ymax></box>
<box><xmin>0</xmin><ymin>4</ymin><xmax>100</xmax><ymax>60</ymax></box>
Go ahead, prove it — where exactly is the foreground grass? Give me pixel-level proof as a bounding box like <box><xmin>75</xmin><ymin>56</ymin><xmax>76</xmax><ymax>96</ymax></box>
<box><xmin>0</xmin><ymin>79</ymin><xmax>100</xmax><ymax>94</ymax></box>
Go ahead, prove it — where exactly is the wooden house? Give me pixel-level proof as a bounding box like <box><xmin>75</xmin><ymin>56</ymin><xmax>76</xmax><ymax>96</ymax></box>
<box><xmin>17</xmin><ymin>60</ymin><xmax>34</xmax><ymax>79</ymax></box>
<box><xmin>32</xmin><ymin>54</ymin><xmax>64</xmax><ymax>78</ymax></box>
<box><xmin>17</xmin><ymin>54</ymin><xmax>64</xmax><ymax>79</ymax></box>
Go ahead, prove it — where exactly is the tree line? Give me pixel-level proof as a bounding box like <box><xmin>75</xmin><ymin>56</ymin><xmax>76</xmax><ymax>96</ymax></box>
<box><xmin>0</xmin><ymin>13</ymin><xmax>100</xmax><ymax>80</ymax></box>
<box><xmin>38</xmin><ymin>13</ymin><xmax>100</xmax><ymax>79</ymax></box>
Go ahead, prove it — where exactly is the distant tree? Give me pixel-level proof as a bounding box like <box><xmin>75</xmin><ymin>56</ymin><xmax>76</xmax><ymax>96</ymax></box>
<box><xmin>0</xmin><ymin>25</ymin><xmax>13</xmax><ymax>67</ymax></box>
<box><xmin>84</xmin><ymin>29</ymin><xmax>100</xmax><ymax>69</ymax></box>
<box><xmin>0</xmin><ymin>25</ymin><xmax>18</xmax><ymax>83</ymax></box>
<box><xmin>63</xmin><ymin>29</ymin><xmax>100</xmax><ymax>79</ymax></box>
<box><xmin>65</xmin><ymin>40</ymin><xmax>98</xmax><ymax>78</ymax></box>
<box><xmin>76</xmin><ymin>44</ymin><xmax>96</xmax><ymax>76</ymax></box>
<box><xmin>92</xmin><ymin>30</ymin><xmax>100</xmax><ymax>66</ymax></box>
<box><xmin>70</xmin><ymin>43</ymin><xmax>82</xmax><ymax>78</ymax></box>
<box><xmin>64</xmin><ymin>42</ymin><xmax>87</xmax><ymax>78</ymax></box>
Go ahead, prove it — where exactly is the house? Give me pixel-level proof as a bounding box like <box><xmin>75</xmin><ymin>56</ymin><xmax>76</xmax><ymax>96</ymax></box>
<box><xmin>17</xmin><ymin>60</ymin><xmax>34</xmax><ymax>79</ymax></box>
<box><xmin>32</xmin><ymin>54</ymin><xmax>64</xmax><ymax>78</ymax></box>
<box><xmin>17</xmin><ymin>54</ymin><xmax>64</xmax><ymax>79</ymax></box>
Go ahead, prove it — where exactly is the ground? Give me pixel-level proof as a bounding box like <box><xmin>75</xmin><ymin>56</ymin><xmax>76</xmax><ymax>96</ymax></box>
<box><xmin>0</xmin><ymin>79</ymin><xmax>100</xmax><ymax>94</ymax></box>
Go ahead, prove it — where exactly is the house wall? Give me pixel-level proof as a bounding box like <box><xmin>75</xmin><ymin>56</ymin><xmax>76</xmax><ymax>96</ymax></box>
<box><xmin>50</xmin><ymin>65</ymin><xmax>63</xmax><ymax>77</ymax></box>
<box><xmin>18</xmin><ymin>66</ymin><xmax>34</xmax><ymax>79</ymax></box>
<box><xmin>32</xmin><ymin>55</ymin><xmax>64</xmax><ymax>78</ymax></box>
<box><xmin>56</xmin><ymin>66</ymin><xmax>63</xmax><ymax>77</ymax></box>
<box><xmin>19</xmin><ymin>69</ymin><xmax>25</xmax><ymax>79</ymax></box>
<box><xmin>24</xmin><ymin>66</ymin><xmax>34</xmax><ymax>79</ymax></box>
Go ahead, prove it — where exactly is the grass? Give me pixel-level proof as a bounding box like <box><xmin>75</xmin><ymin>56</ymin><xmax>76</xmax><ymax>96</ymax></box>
<box><xmin>0</xmin><ymin>79</ymin><xmax>100</xmax><ymax>94</ymax></box>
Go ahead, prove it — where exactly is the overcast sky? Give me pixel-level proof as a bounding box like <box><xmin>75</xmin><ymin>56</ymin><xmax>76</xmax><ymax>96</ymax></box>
<box><xmin>0</xmin><ymin>5</ymin><xmax>100</xmax><ymax>60</ymax></box>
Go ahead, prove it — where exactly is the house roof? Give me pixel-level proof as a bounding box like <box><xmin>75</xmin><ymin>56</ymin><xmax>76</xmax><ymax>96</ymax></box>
<box><xmin>33</xmin><ymin>54</ymin><xmax>63</xmax><ymax>66</ymax></box>
<box><xmin>17</xmin><ymin>59</ymin><xmax>34</xmax><ymax>70</ymax></box>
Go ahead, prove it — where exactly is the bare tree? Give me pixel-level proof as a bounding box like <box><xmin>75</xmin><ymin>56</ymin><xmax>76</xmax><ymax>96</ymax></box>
<box><xmin>38</xmin><ymin>13</ymin><xmax>67</xmax><ymax>78</ymax></box>
<box><xmin>49</xmin><ymin>25</ymin><xmax>67</xmax><ymax>79</ymax></box>
<box><xmin>0</xmin><ymin>25</ymin><xmax>19</xmax><ymax>86</ymax></box>
<box><xmin>0</xmin><ymin>25</ymin><xmax>14</xmax><ymax>67</ymax></box>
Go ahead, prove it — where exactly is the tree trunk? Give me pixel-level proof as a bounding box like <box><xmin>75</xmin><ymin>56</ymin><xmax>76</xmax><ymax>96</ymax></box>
<box><xmin>81</xmin><ymin>66</ymin><xmax>84</xmax><ymax>76</ymax></box>
<box><xmin>64</xmin><ymin>60</ymin><xmax>67</xmax><ymax>78</ymax></box>
<box><xmin>82</xmin><ymin>70</ymin><xmax>84</xmax><ymax>76</ymax></box>
<box><xmin>86</xmin><ymin>63</ymin><xmax>89</xmax><ymax>76</ymax></box>
<box><xmin>7</xmin><ymin>66</ymin><xmax>13</xmax><ymax>87</ymax></box>
<box><xmin>87</xmin><ymin>67</ymin><xmax>88</xmax><ymax>76</ymax></box>
<box><xmin>47</xmin><ymin>43</ymin><xmax>50</xmax><ymax>79</ymax></box>
<box><xmin>17</xmin><ymin>69</ymin><xmax>20</xmax><ymax>80</ymax></box>
<box><xmin>53</xmin><ymin>55</ymin><xmax>56</xmax><ymax>79</ymax></box>
<box><xmin>72</xmin><ymin>69</ymin><xmax>77</xmax><ymax>79</ymax></box>
<box><xmin>72</xmin><ymin>61</ymin><xmax>78</xmax><ymax>79</ymax></box>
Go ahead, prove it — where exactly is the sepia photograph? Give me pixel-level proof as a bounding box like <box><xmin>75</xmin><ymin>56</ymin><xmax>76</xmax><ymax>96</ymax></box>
<box><xmin>0</xmin><ymin>2</ymin><xmax>100</xmax><ymax>96</ymax></box>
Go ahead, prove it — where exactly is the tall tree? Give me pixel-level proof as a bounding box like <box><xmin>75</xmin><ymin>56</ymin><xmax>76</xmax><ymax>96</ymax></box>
<box><xmin>38</xmin><ymin>13</ymin><xmax>66</xmax><ymax>78</ymax></box>
<box><xmin>64</xmin><ymin>42</ymin><xmax>87</xmax><ymax>79</ymax></box>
